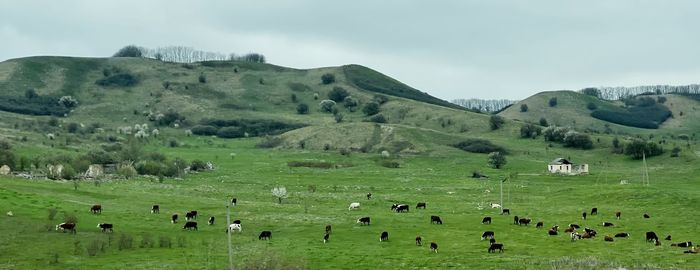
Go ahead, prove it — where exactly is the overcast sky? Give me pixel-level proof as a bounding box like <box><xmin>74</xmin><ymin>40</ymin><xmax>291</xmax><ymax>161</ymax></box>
<box><xmin>2</xmin><ymin>1</ymin><xmax>699</xmax><ymax>100</ymax></box>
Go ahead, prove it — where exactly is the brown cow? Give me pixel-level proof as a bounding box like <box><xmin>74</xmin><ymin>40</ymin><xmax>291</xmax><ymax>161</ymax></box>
<box><xmin>90</xmin><ymin>204</ymin><xmax>102</xmax><ymax>214</ymax></box>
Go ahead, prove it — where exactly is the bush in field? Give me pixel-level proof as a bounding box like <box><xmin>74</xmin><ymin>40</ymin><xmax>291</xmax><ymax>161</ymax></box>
<box><xmin>190</xmin><ymin>160</ymin><xmax>208</xmax><ymax>171</ymax></box>
<box><xmin>520</xmin><ymin>123</ymin><xmax>542</xmax><ymax>138</ymax></box>
<box><xmin>453</xmin><ymin>139</ymin><xmax>507</xmax><ymax>154</ymax></box>
<box><xmin>319</xmin><ymin>100</ymin><xmax>336</xmax><ymax>113</ymax></box>
<box><xmin>117</xmin><ymin>164</ymin><xmax>137</xmax><ymax>179</ymax></box>
<box><xmin>61</xmin><ymin>165</ymin><xmax>76</xmax><ymax>180</ymax></box>
<box><xmin>549</xmin><ymin>97</ymin><xmax>557</xmax><ymax>107</ymax></box>
<box><xmin>296</xmin><ymin>103</ymin><xmax>309</xmax><ymax>114</ymax></box>
<box><xmin>198</xmin><ymin>73</ymin><xmax>206</xmax><ymax>83</ymax></box>
<box><xmin>135</xmin><ymin>160</ymin><xmax>165</xmax><ymax>176</ymax></box>
<box><xmin>624</xmin><ymin>139</ymin><xmax>663</xmax><ymax>159</ymax></box>
<box><xmin>373</xmin><ymin>94</ymin><xmax>389</xmax><ymax>105</ymax></box>
<box><xmin>563</xmin><ymin>131</ymin><xmax>593</xmax><ymax>149</ymax></box>
<box><xmin>328</xmin><ymin>87</ymin><xmax>350</xmax><ymax>102</ymax></box>
<box><xmin>191</xmin><ymin>125</ymin><xmax>218</xmax><ymax>136</ymax></box>
<box><xmin>362</xmin><ymin>102</ymin><xmax>380</xmax><ymax>116</ymax></box>
<box><xmin>487</xmin><ymin>152</ymin><xmax>507</xmax><ymax>169</ymax></box>
<box><xmin>520</xmin><ymin>104</ymin><xmax>528</xmax><ymax>112</ymax></box>
<box><xmin>343</xmin><ymin>96</ymin><xmax>359</xmax><ymax>111</ymax></box>
<box><xmin>368</xmin><ymin>114</ymin><xmax>386</xmax><ymax>123</ymax></box>
<box><xmin>58</xmin><ymin>96</ymin><xmax>79</xmax><ymax>108</ymax></box>
<box><xmin>489</xmin><ymin>115</ymin><xmax>505</xmax><ymax>130</ymax></box>
<box><xmin>587</xmin><ymin>102</ymin><xmax>597</xmax><ymax>110</ymax></box>
<box><xmin>671</xmin><ymin>146</ymin><xmax>681</xmax><ymax>157</ymax></box>
<box><xmin>217</xmin><ymin>127</ymin><xmax>245</xmax><ymax>138</ymax></box>
<box><xmin>539</xmin><ymin>117</ymin><xmax>548</xmax><ymax>127</ymax></box>
<box><xmin>543</xmin><ymin>126</ymin><xmax>571</xmax><ymax>142</ymax></box>
<box><xmin>95</xmin><ymin>73</ymin><xmax>139</xmax><ymax>87</ymax></box>
<box><xmin>113</xmin><ymin>45</ymin><xmax>143</xmax><ymax>57</ymax></box>
<box><xmin>321</xmin><ymin>73</ymin><xmax>335</xmax><ymax>84</ymax></box>
<box><xmin>581</xmin><ymin>88</ymin><xmax>601</xmax><ymax>98</ymax></box>
<box><xmin>271</xmin><ymin>186</ymin><xmax>288</xmax><ymax>204</ymax></box>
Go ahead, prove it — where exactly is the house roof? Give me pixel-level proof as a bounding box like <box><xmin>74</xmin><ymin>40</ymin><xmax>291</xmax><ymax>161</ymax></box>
<box><xmin>549</xmin><ymin>158</ymin><xmax>572</xmax><ymax>165</ymax></box>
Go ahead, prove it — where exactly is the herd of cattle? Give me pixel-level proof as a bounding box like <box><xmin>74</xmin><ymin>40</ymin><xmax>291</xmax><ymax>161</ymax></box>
<box><xmin>53</xmin><ymin>194</ymin><xmax>698</xmax><ymax>255</ymax></box>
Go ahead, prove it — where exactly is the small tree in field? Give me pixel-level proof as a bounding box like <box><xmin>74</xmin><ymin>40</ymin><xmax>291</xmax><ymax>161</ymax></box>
<box><xmin>487</xmin><ymin>151</ymin><xmax>506</xmax><ymax>169</ymax></box>
<box><xmin>520</xmin><ymin>104</ymin><xmax>529</xmax><ymax>112</ymax></box>
<box><xmin>321</xmin><ymin>73</ymin><xmax>335</xmax><ymax>85</ymax></box>
<box><xmin>489</xmin><ymin>115</ymin><xmax>505</xmax><ymax>130</ymax></box>
<box><xmin>271</xmin><ymin>186</ymin><xmax>288</xmax><ymax>204</ymax></box>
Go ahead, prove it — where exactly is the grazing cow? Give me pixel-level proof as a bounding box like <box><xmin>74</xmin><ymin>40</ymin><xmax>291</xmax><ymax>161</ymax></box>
<box><xmin>231</xmin><ymin>198</ymin><xmax>237</xmax><ymax>206</ymax></box>
<box><xmin>602</xmin><ymin>222</ymin><xmax>614</xmax><ymax>227</ymax></box>
<box><xmin>489</xmin><ymin>238</ymin><xmax>496</xmax><ymax>245</ymax></box>
<box><xmin>604</xmin><ymin>235</ymin><xmax>614</xmax><ymax>242</ymax></box>
<box><xmin>646</xmin><ymin>231</ymin><xmax>659</xmax><ymax>243</ymax></box>
<box><xmin>151</xmin><ymin>205</ymin><xmax>160</xmax><ymax>214</ymax></box>
<box><xmin>325</xmin><ymin>224</ymin><xmax>332</xmax><ymax>234</ymax></box>
<box><xmin>348</xmin><ymin>202</ymin><xmax>361</xmax><ymax>210</ymax></box>
<box><xmin>416</xmin><ymin>236</ymin><xmax>422</xmax><ymax>246</ymax></box>
<box><xmin>591</xmin><ymin>207</ymin><xmax>598</xmax><ymax>215</ymax></box>
<box><xmin>323</xmin><ymin>233</ymin><xmax>330</xmax><ymax>243</ymax></box>
<box><xmin>366</xmin><ymin>193</ymin><xmax>372</xmax><ymax>200</ymax></box>
<box><xmin>56</xmin><ymin>222</ymin><xmax>76</xmax><ymax>234</ymax></box>
<box><xmin>183</xmin><ymin>221</ymin><xmax>197</xmax><ymax>231</ymax></box>
<box><xmin>481</xmin><ymin>231</ymin><xmax>495</xmax><ymax>240</ymax></box>
<box><xmin>90</xmin><ymin>204</ymin><xmax>102</xmax><ymax>214</ymax></box>
<box><xmin>584</xmin><ymin>228</ymin><xmax>597</xmax><ymax>237</ymax></box>
<box><xmin>501</xmin><ymin>208</ymin><xmax>510</xmax><ymax>215</ymax></box>
<box><xmin>615</xmin><ymin>232</ymin><xmax>630</xmax><ymax>238</ymax></box>
<box><xmin>185</xmin><ymin>211</ymin><xmax>198</xmax><ymax>220</ymax></box>
<box><xmin>430</xmin><ymin>242</ymin><xmax>438</xmax><ymax>253</ymax></box>
<box><xmin>536</xmin><ymin>221</ymin><xmax>544</xmax><ymax>229</ymax></box>
<box><xmin>395</xmin><ymin>204</ymin><xmax>409</xmax><ymax>213</ymax></box>
<box><xmin>582</xmin><ymin>232</ymin><xmax>594</xmax><ymax>239</ymax></box>
<box><xmin>488</xmin><ymin>243</ymin><xmax>504</xmax><ymax>253</ymax></box>
<box><xmin>643</xmin><ymin>213</ymin><xmax>650</xmax><ymax>219</ymax></box>
<box><xmin>208</xmin><ymin>216</ymin><xmax>215</xmax><ymax>225</ymax></box>
<box><xmin>671</xmin><ymin>242</ymin><xmax>693</xmax><ymax>248</ymax></box>
<box><xmin>569</xmin><ymin>224</ymin><xmax>581</xmax><ymax>229</ymax></box>
<box><xmin>259</xmin><ymin>231</ymin><xmax>272</xmax><ymax>240</ymax></box>
<box><xmin>582</xmin><ymin>212</ymin><xmax>587</xmax><ymax>220</ymax></box>
<box><xmin>513</xmin><ymin>216</ymin><xmax>519</xmax><ymax>225</ymax></box>
<box><xmin>490</xmin><ymin>203</ymin><xmax>502</xmax><ymax>209</ymax></box>
<box><xmin>548</xmin><ymin>228</ymin><xmax>559</xmax><ymax>236</ymax></box>
<box><xmin>357</xmin><ymin>217</ymin><xmax>371</xmax><ymax>225</ymax></box>
<box><xmin>665</xmin><ymin>235</ymin><xmax>672</xmax><ymax>241</ymax></box>
<box><xmin>564</xmin><ymin>227</ymin><xmax>575</xmax><ymax>233</ymax></box>
<box><xmin>97</xmin><ymin>223</ymin><xmax>113</xmax><ymax>232</ymax></box>
<box><xmin>380</xmin><ymin>231</ymin><xmax>389</xmax><ymax>242</ymax></box>
<box><xmin>391</xmin><ymin>204</ymin><xmax>399</xmax><ymax>211</ymax></box>
<box><xmin>518</xmin><ymin>218</ymin><xmax>532</xmax><ymax>226</ymax></box>
<box><xmin>615</xmin><ymin>211</ymin><xmax>621</xmax><ymax>220</ymax></box>
<box><xmin>416</xmin><ymin>202</ymin><xmax>426</xmax><ymax>209</ymax></box>
<box><xmin>171</xmin><ymin>214</ymin><xmax>179</xmax><ymax>224</ymax></box>
<box><xmin>227</xmin><ymin>223</ymin><xmax>242</xmax><ymax>233</ymax></box>
<box><xmin>571</xmin><ymin>232</ymin><xmax>583</xmax><ymax>241</ymax></box>
<box><xmin>482</xmin><ymin>216</ymin><xmax>492</xmax><ymax>224</ymax></box>
<box><xmin>430</xmin><ymin>215</ymin><xmax>443</xmax><ymax>225</ymax></box>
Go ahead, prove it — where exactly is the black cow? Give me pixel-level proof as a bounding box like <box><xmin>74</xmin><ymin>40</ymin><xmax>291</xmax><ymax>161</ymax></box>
<box><xmin>171</xmin><ymin>214</ymin><xmax>179</xmax><ymax>224</ymax></box>
<box><xmin>672</xmin><ymin>242</ymin><xmax>693</xmax><ymax>248</ymax></box>
<box><xmin>259</xmin><ymin>231</ymin><xmax>272</xmax><ymax>240</ymax></box>
<box><xmin>232</xmin><ymin>219</ymin><xmax>241</xmax><ymax>225</ymax></box>
<box><xmin>208</xmin><ymin>216</ymin><xmax>215</xmax><ymax>225</ymax></box>
<box><xmin>489</xmin><ymin>238</ymin><xmax>496</xmax><ymax>245</ymax></box>
<box><xmin>536</xmin><ymin>221</ymin><xmax>544</xmax><ymax>229</ymax></box>
<box><xmin>488</xmin><ymin>243</ymin><xmax>504</xmax><ymax>253</ymax></box>
<box><xmin>646</xmin><ymin>231</ymin><xmax>659</xmax><ymax>243</ymax></box>
<box><xmin>366</xmin><ymin>193</ymin><xmax>372</xmax><ymax>200</ymax></box>
<box><xmin>357</xmin><ymin>217</ymin><xmax>371</xmax><ymax>225</ymax></box>
<box><xmin>482</xmin><ymin>216</ymin><xmax>492</xmax><ymax>224</ymax></box>
<box><xmin>481</xmin><ymin>231</ymin><xmax>495</xmax><ymax>240</ymax></box>
<box><xmin>97</xmin><ymin>223</ymin><xmax>113</xmax><ymax>232</ymax></box>
<box><xmin>615</xmin><ymin>211</ymin><xmax>621</xmax><ymax>219</ymax></box>
<box><xmin>380</xmin><ymin>231</ymin><xmax>389</xmax><ymax>242</ymax></box>
<box><xmin>665</xmin><ymin>235</ymin><xmax>672</xmax><ymax>241</ymax></box>
<box><xmin>231</xmin><ymin>198</ymin><xmax>237</xmax><ymax>206</ymax></box>
<box><xmin>591</xmin><ymin>207</ymin><xmax>598</xmax><ymax>215</ymax></box>
<box><xmin>501</xmin><ymin>208</ymin><xmax>510</xmax><ymax>215</ymax></box>
<box><xmin>151</xmin><ymin>205</ymin><xmax>160</xmax><ymax>214</ymax></box>
<box><xmin>548</xmin><ymin>226</ymin><xmax>559</xmax><ymax>236</ymax></box>
<box><xmin>185</xmin><ymin>211</ymin><xmax>198</xmax><ymax>220</ymax></box>
<box><xmin>584</xmin><ymin>227</ymin><xmax>597</xmax><ymax>237</ymax></box>
<box><xmin>395</xmin><ymin>204</ymin><xmax>409</xmax><ymax>213</ymax></box>
<box><xmin>56</xmin><ymin>222</ymin><xmax>76</xmax><ymax>234</ymax></box>
<box><xmin>391</xmin><ymin>204</ymin><xmax>399</xmax><ymax>211</ymax></box>
<box><xmin>582</xmin><ymin>212</ymin><xmax>587</xmax><ymax>220</ymax></box>
<box><xmin>518</xmin><ymin>218</ymin><xmax>532</xmax><ymax>226</ymax></box>
<box><xmin>643</xmin><ymin>213</ymin><xmax>651</xmax><ymax>219</ymax></box>
<box><xmin>430</xmin><ymin>215</ymin><xmax>442</xmax><ymax>224</ymax></box>
<box><xmin>323</xmin><ymin>233</ymin><xmax>330</xmax><ymax>243</ymax></box>
<box><xmin>569</xmin><ymin>224</ymin><xmax>581</xmax><ymax>229</ymax></box>
<box><xmin>513</xmin><ymin>216</ymin><xmax>519</xmax><ymax>225</ymax></box>
<box><xmin>90</xmin><ymin>204</ymin><xmax>102</xmax><ymax>214</ymax></box>
<box><xmin>325</xmin><ymin>224</ymin><xmax>332</xmax><ymax>234</ymax></box>
<box><xmin>430</xmin><ymin>242</ymin><xmax>438</xmax><ymax>253</ymax></box>
<box><xmin>183</xmin><ymin>221</ymin><xmax>197</xmax><ymax>231</ymax></box>
<box><xmin>604</xmin><ymin>235</ymin><xmax>614</xmax><ymax>242</ymax></box>
<box><xmin>615</xmin><ymin>232</ymin><xmax>630</xmax><ymax>238</ymax></box>
<box><xmin>416</xmin><ymin>236</ymin><xmax>422</xmax><ymax>246</ymax></box>
<box><xmin>416</xmin><ymin>202</ymin><xmax>426</xmax><ymax>209</ymax></box>
<box><xmin>602</xmin><ymin>222</ymin><xmax>614</xmax><ymax>227</ymax></box>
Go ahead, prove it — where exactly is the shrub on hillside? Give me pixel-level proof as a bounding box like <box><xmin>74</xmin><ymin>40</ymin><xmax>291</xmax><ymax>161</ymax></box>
<box><xmin>543</xmin><ymin>126</ymin><xmax>571</xmax><ymax>142</ymax></box>
<box><xmin>321</xmin><ymin>73</ymin><xmax>335</xmax><ymax>85</ymax></box>
<box><xmin>58</xmin><ymin>96</ymin><xmax>79</xmax><ymax>108</ymax></box>
<box><xmin>624</xmin><ymin>139</ymin><xmax>663</xmax><ymax>159</ymax></box>
<box><xmin>671</xmin><ymin>146</ymin><xmax>681</xmax><ymax>157</ymax></box>
<box><xmin>520</xmin><ymin>104</ymin><xmax>528</xmax><ymax>112</ymax></box>
<box><xmin>520</xmin><ymin>123</ymin><xmax>542</xmax><ymax>138</ymax></box>
<box><xmin>591</xmin><ymin>103</ymin><xmax>671</xmax><ymax>129</ymax></box>
<box><xmin>319</xmin><ymin>100</ymin><xmax>336</xmax><ymax>113</ymax></box>
<box><xmin>217</xmin><ymin>127</ymin><xmax>245</xmax><ymax>138</ymax></box>
<box><xmin>657</xmin><ymin>96</ymin><xmax>667</xmax><ymax>104</ymax></box>
<box><xmin>587</xmin><ymin>102</ymin><xmax>597</xmax><ymax>110</ymax></box>
<box><xmin>113</xmin><ymin>45</ymin><xmax>143</xmax><ymax>57</ymax></box>
<box><xmin>191</xmin><ymin>125</ymin><xmax>219</xmax><ymax>136</ymax></box>
<box><xmin>343</xmin><ymin>96</ymin><xmax>359</xmax><ymax>110</ymax></box>
<box><xmin>362</xmin><ymin>102</ymin><xmax>380</xmax><ymax>116</ymax></box>
<box><xmin>549</xmin><ymin>97</ymin><xmax>558</xmax><ymax>107</ymax></box>
<box><xmin>256</xmin><ymin>136</ymin><xmax>284</xmax><ymax>148</ymax></box>
<box><xmin>581</xmin><ymin>87</ymin><xmax>601</xmax><ymax>98</ymax></box>
<box><xmin>487</xmin><ymin>151</ymin><xmax>507</xmax><ymax>169</ymax></box>
<box><xmin>489</xmin><ymin>115</ymin><xmax>505</xmax><ymax>130</ymax></box>
<box><xmin>0</xmin><ymin>149</ymin><xmax>16</xmax><ymax>169</ymax></box>
<box><xmin>95</xmin><ymin>73</ymin><xmax>139</xmax><ymax>87</ymax></box>
<box><xmin>453</xmin><ymin>139</ymin><xmax>507</xmax><ymax>154</ymax></box>
<box><xmin>189</xmin><ymin>160</ymin><xmax>208</xmax><ymax>171</ymax></box>
<box><xmin>116</xmin><ymin>164</ymin><xmax>137</xmax><ymax>179</ymax></box>
<box><xmin>368</xmin><ymin>114</ymin><xmax>387</xmax><ymax>123</ymax></box>
<box><xmin>539</xmin><ymin>117</ymin><xmax>548</xmax><ymax>127</ymax></box>
<box><xmin>157</xmin><ymin>110</ymin><xmax>185</xmax><ymax>126</ymax></box>
<box><xmin>296</xmin><ymin>103</ymin><xmax>309</xmax><ymax>114</ymax></box>
<box><xmin>135</xmin><ymin>160</ymin><xmax>165</xmax><ymax>176</ymax></box>
<box><xmin>198</xmin><ymin>73</ymin><xmax>206</xmax><ymax>83</ymax></box>
<box><xmin>61</xmin><ymin>165</ymin><xmax>76</xmax><ymax>180</ymax></box>
<box><xmin>25</xmin><ymin>88</ymin><xmax>38</xmax><ymax>99</ymax></box>
<box><xmin>379</xmin><ymin>160</ymin><xmax>400</xmax><ymax>168</ymax></box>
<box><xmin>373</xmin><ymin>94</ymin><xmax>389</xmax><ymax>105</ymax></box>
<box><xmin>563</xmin><ymin>131</ymin><xmax>593</xmax><ymax>149</ymax></box>
<box><xmin>287</xmin><ymin>160</ymin><xmax>333</xmax><ymax>169</ymax></box>
<box><xmin>328</xmin><ymin>87</ymin><xmax>350</xmax><ymax>102</ymax></box>
<box><xmin>0</xmin><ymin>95</ymin><xmax>70</xmax><ymax>116</ymax></box>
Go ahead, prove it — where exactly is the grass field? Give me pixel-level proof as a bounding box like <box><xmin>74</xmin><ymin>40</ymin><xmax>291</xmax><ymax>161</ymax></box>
<box><xmin>1</xmin><ymin>136</ymin><xmax>699</xmax><ymax>270</ymax></box>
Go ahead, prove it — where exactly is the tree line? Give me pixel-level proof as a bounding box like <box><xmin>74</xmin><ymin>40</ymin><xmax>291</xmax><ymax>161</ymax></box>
<box><xmin>451</xmin><ymin>98</ymin><xmax>517</xmax><ymax>113</ymax></box>
<box><xmin>580</xmin><ymin>84</ymin><xmax>700</xmax><ymax>101</ymax></box>
<box><xmin>113</xmin><ymin>45</ymin><xmax>266</xmax><ymax>64</ymax></box>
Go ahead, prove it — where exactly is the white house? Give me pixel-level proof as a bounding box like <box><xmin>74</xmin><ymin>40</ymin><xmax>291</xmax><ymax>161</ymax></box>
<box><xmin>548</xmin><ymin>158</ymin><xmax>588</xmax><ymax>175</ymax></box>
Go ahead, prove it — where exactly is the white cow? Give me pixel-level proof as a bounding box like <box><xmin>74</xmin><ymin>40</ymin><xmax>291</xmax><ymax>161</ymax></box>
<box><xmin>490</xmin><ymin>203</ymin><xmax>502</xmax><ymax>209</ymax></box>
<box><xmin>227</xmin><ymin>223</ymin><xmax>242</xmax><ymax>233</ymax></box>
<box><xmin>348</xmin><ymin>202</ymin><xmax>360</xmax><ymax>210</ymax></box>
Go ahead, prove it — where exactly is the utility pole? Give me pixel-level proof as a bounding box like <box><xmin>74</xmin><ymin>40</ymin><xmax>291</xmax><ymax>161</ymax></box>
<box><xmin>226</xmin><ymin>202</ymin><xmax>234</xmax><ymax>270</ymax></box>
<box><xmin>499</xmin><ymin>176</ymin><xmax>507</xmax><ymax>209</ymax></box>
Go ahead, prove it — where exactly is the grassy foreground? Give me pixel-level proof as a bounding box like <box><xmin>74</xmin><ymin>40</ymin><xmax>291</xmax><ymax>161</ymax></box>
<box><xmin>1</xmin><ymin>137</ymin><xmax>699</xmax><ymax>270</ymax></box>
